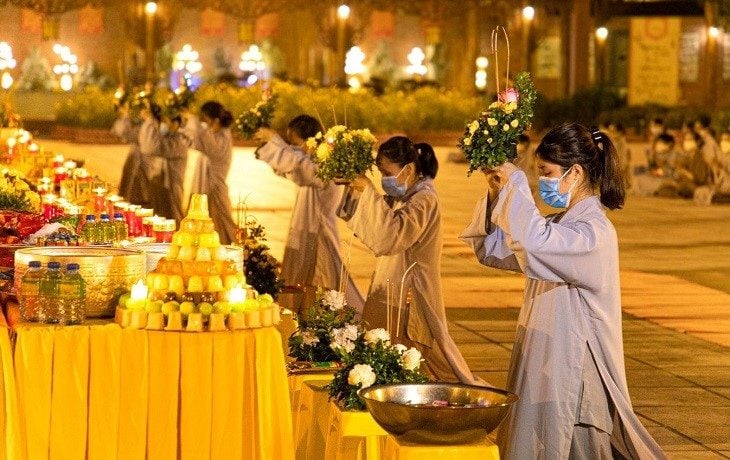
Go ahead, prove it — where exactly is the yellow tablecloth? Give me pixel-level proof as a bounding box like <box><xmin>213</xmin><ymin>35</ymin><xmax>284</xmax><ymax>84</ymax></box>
<box><xmin>294</xmin><ymin>380</ymin><xmax>331</xmax><ymax>460</ymax></box>
<box><xmin>13</xmin><ymin>323</ymin><xmax>294</xmax><ymax>460</ymax></box>
<box><xmin>0</xmin><ymin>311</ymin><xmax>21</xmax><ymax>459</ymax></box>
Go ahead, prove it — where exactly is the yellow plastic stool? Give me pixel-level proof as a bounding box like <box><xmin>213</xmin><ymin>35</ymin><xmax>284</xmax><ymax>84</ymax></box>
<box><xmin>324</xmin><ymin>402</ymin><xmax>388</xmax><ymax>460</ymax></box>
<box><xmin>383</xmin><ymin>435</ymin><xmax>500</xmax><ymax>460</ymax></box>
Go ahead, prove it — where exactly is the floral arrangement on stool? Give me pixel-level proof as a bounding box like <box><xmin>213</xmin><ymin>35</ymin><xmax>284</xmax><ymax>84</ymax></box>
<box><xmin>236</xmin><ymin>91</ymin><xmax>277</xmax><ymax>139</ymax></box>
<box><xmin>306</xmin><ymin>125</ymin><xmax>377</xmax><ymax>183</ymax></box>
<box><xmin>327</xmin><ymin>327</ymin><xmax>429</xmax><ymax>411</ymax></box>
<box><xmin>460</xmin><ymin>27</ymin><xmax>537</xmax><ymax>174</ymax></box>
<box><xmin>288</xmin><ymin>288</ymin><xmax>360</xmax><ymax>365</ymax></box>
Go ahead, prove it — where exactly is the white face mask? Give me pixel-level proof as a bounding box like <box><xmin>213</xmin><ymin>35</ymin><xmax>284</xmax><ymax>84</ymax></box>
<box><xmin>200</xmin><ymin>122</ymin><xmax>209</xmax><ymax>130</ymax></box>
<box><xmin>721</xmin><ymin>140</ymin><xmax>730</xmax><ymax>155</ymax></box>
<box><xmin>650</xmin><ymin>126</ymin><xmax>663</xmax><ymax>136</ymax></box>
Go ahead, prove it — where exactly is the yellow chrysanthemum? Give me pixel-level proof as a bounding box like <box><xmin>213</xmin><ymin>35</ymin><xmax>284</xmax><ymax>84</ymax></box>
<box><xmin>316</xmin><ymin>143</ymin><xmax>332</xmax><ymax>161</ymax></box>
<box><xmin>14</xmin><ymin>180</ymin><xmax>29</xmax><ymax>191</ymax></box>
<box><xmin>511</xmin><ymin>119</ymin><xmax>519</xmax><ymax>128</ymax></box>
<box><xmin>306</xmin><ymin>137</ymin><xmax>318</xmax><ymax>150</ymax></box>
<box><xmin>487</xmin><ymin>138</ymin><xmax>493</xmax><ymax>144</ymax></box>
<box><xmin>463</xmin><ymin>136</ymin><xmax>472</xmax><ymax>146</ymax></box>
<box><xmin>468</xmin><ymin>120</ymin><xmax>480</xmax><ymax>134</ymax></box>
<box><xmin>503</xmin><ymin>124</ymin><xmax>510</xmax><ymax>131</ymax></box>
<box><xmin>503</xmin><ymin>101</ymin><xmax>517</xmax><ymax>114</ymax></box>
<box><xmin>487</xmin><ymin>118</ymin><xmax>498</xmax><ymax>127</ymax></box>
<box><xmin>489</xmin><ymin>101</ymin><xmax>501</xmax><ymax>110</ymax></box>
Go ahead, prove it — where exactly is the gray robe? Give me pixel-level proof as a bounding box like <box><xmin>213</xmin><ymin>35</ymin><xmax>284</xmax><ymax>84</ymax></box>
<box><xmin>114</xmin><ymin>117</ymin><xmax>160</xmax><ymax>206</ymax></box>
<box><xmin>339</xmin><ymin>179</ymin><xmax>480</xmax><ymax>385</ymax></box>
<box><xmin>154</xmin><ymin>131</ymin><xmax>190</xmax><ymax>222</ymax></box>
<box><xmin>460</xmin><ymin>170</ymin><xmax>664</xmax><ymax>459</ymax></box>
<box><xmin>256</xmin><ymin>135</ymin><xmax>364</xmax><ymax>312</ymax></box>
<box><xmin>194</xmin><ymin>127</ymin><xmax>238</xmax><ymax>245</ymax></box>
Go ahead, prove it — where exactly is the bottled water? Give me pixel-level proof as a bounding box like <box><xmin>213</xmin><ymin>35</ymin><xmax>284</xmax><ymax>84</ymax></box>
<box><xmin>113</xmin><ymin>213</ymin><xmax>128</xmax><ymax>242</ymax></box>
<box><xmin>38</xmin><ymin>261</ymin><xmax>63</xmax><ymax>323</ymax></box>
<box><xmin>19</xmin><ymin>261</ymin><xmax>44</xmax><ymax>321</ymax></box>
<box><xmin>81</xmin><ymin>215</ymin><xmax>98</xmax><ymax>245</ymax></box>
<box><xmin>99</xmin><ymin>214</ymin><xmax>115</xmax><ymax>244</ymax></box>
<box><xmin>58</xmin><ymin>263</ymin><xmax>86</xmax><ymax>325</ymax></box>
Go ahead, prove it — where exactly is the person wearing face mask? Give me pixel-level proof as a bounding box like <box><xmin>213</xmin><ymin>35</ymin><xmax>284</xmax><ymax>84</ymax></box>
<box><xmin>461</xmin><ymin>123</ymin><xmax>664</xmax><ymax>459</ymax></box>
<box><xmin>194</xmin><ymin>101</ymin><xmax>237</xmax><ymax>244</ymax></box>
<box><xmin>338</xmin><ymin>136</ymin><xmax>480</xmax><ymax>385</ymax></box>
<box><xmin>674</xmin><ymin>130</ymin><xmax>712</xmax><ymax>199</ymax></box>
<box><xmin>253</xmin><ymin>116</ymin><xmax>364</xmax><ymax>312</ymax></box>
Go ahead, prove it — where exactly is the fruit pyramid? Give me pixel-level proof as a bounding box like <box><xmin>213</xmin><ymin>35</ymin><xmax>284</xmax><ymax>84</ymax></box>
<box><xmin>145</xmin><ymin>194</ymin><xmax>246</xmax><ymax>304</ymax></box>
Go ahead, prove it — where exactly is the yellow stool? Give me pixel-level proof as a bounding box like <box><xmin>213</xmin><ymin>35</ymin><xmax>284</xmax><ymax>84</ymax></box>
<box><xmin>294</xmin><ymin>380</ymin><xmax>331</xmax><ymax>460</ymax></box>
<box><xmin>383</xmin><ymin>435</ymin><xmax>500</xmax><ymax>459</ymax></box>
<box><xmin>324</xmin><ymin>401</ymin><xmax>387</xmax><ymax>460</ymax></box>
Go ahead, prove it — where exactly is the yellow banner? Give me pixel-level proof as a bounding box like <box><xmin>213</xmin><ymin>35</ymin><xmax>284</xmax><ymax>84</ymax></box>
<box><xmin>629</xmin><ymin>17</ymin><xmax>680</xmax><ymax>105</ymax></box>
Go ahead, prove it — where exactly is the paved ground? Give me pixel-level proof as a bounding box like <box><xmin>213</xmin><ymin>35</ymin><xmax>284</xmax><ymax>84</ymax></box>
<box><xmin>42</xmin><ymin>139</ymin><xmax>730</xmax><ymax>458</ymax></box>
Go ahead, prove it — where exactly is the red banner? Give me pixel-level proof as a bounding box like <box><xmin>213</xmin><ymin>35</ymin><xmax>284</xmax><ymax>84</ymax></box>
<box><xmin>20</xmin><ymin>9</ymin><xmax>42</xmax><ymax>35</ymax></box>
<box><xmin>78</xmin><ymin>5</ymin><xmax>104</xmax><ymax>35</ymax></box>
<box><xmin>200</xmin><ymin>8</ymin><xmax>226</xmax><ymax>37</ymax></box>
<box><xmin>370</xmin><ymin>10</ymin><xmax>395</xmax><ymax>40</ymax></box>
<box><xmin>255</xmin><ymin>13</ymin><xmax>279</xmax><ymax>40</ymax></box>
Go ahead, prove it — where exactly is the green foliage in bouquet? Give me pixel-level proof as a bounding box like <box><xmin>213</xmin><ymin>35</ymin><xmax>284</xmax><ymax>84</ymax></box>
<box><xmin>306</xmin><ymin>125</ymin><xmax>376</xmax><ymax>182</ymax></box>
<box><xmin>240</xmin><ymin>218</ymin><xmax>284</xmax><ymax>299</ymax></box>
<box><xmin>327</xmin><ymin>328</ymin><xmax>429</xmax><ymax>411</ymax></box>
<box><xmin>460</xmin><ymin>71</ymin><xmax>537</xmax><ymax>174</ymax></box>
<box><xmin>288</xmin><ymin>288</ymin><xmax>359</xmax><ymax>363</ymax></box>
<box><xmin>0</xmin><ymin>170</ymin><xmax>40</xmax><ymax>212</ymax></box>
<box><xmin>236</xmin><ymin>92</ymin><xmax>277</xmax><ymax>139</ymax></box>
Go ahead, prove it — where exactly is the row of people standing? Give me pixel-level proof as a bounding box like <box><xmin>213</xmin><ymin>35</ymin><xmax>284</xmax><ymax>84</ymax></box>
<box><xmin>112</xmin><ymin>98</ymin><xmax>238</xmax><ymax>243</ymax></box>
<box><xmin>256</xmin><ymin>116</ymin><xmax>663</xmax><ymax>458</ymax></box>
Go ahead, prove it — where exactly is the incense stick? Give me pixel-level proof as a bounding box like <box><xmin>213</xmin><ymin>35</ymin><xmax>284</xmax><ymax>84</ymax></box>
<box><xmin>502</xmin><ymin>26</ymin><xmax>510</xmax><ymax>86</ymax></box>
<box><xmin>386</xmin><ymin>279</ymin><xmax>391</xmax><ymax>335</ymax></box>
<box><xmin>396</xmin><ymin>262</ymin><xmax>418</xmax><ymax>338</ymax></box>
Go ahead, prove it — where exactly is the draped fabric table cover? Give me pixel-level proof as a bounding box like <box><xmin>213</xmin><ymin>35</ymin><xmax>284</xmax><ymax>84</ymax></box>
<box><xmin>12</xmin><ymin>323</ymin><xmax>294</xmax><ymax>460</ymax></box>
<box><xmin>0</xmin><ymin>311</ymin><xmax>21</xmax><ymax>459</ymax></box>
<box><xmin>383</xmin><ymin>435</ymin><xmax>500</xmax><ymax>459</ymax></box>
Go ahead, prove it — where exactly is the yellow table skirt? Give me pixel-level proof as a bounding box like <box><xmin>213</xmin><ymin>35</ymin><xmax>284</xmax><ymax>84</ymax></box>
<box><xmin>383</xmin><ymin>435</ymin><xmax>500</xmax><ymax>459</ymax></box>
<box><xmin>12</xmin><ymin>323</ymin><xmax>294</xmax><ymax>460</ymax></box>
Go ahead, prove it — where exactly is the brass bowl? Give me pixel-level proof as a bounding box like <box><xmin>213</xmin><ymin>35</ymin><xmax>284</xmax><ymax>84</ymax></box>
<box><xmin>14</xmin><ymin>247</ymin><xmax>146</xmax><ymax>318</ymax></box>
<box><xmin>129</xmin><ymin>243</ymin><xmax>244</xmax><ymax>273</ymax></box>
<box><xmin>358</xmin><ymin>383</ymin><xmax>518</xmax><ymax>445</ymax></box>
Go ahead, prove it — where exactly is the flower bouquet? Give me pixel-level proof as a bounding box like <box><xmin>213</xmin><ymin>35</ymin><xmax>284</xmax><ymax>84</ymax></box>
<box><xmin>327</xmin><ymin>327</ymin><xmax>429</xmax><ymax>411</ymax></box>
<box><xmin>306</xmin><ymin>125</ymin><xmax>376</xmax><ymax>183</ymax></box>
<box><xmin>460</xmin><ymin>71</ymin><xmax>536</xmax><ymax>174</ymax></box>
<box><xmin>238</xmin><ymin>216</ymin><xmax>284</xmax><ymax>299</ymax></box>
<box><xmin>288</xmin><ymin>288</ymin><xmax>359</xmax><ymax>364</ymax></box>
<box><xmin>0</xmin><ymin>170</ymin><xmax>40</xmax><ymax>213</ymax></box>
<box><xmin>236</xmin><ymin>92</ymin><xmax>277</xmax><ymax>140</ymax></box>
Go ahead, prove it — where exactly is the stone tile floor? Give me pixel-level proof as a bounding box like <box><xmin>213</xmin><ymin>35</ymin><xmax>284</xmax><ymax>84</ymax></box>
<box><xmin>448</xmin><ymin>308</ymin><xmax>730</xmax><ymax>459</ymax></box>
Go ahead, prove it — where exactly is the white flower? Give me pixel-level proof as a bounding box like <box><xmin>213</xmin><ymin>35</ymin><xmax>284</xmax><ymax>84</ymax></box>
<box><xmin>402</xmin><ymin>347</ymin><xmax>422</xmax><ymax>371</ymax></box>
<box><xmin>302</xmin><ymin>330</ymin><xmax>320</xmax><ymax>346</ymax></box>
<box><xmin>364</xmin><ymin>328</ymin><xmax>390</xmax><ymax>346</ymax></box>
<box><xmin>330</xmin><ymin>324</ymin><xmax>359</xmax><ymax>354</ymax></box>
<box><xmin>323</xmin><ymin>290</ymin><xmax>346</xmax><ymax>311</ymax></box>
<box><xmin>348</xmin><ymin>364</ymin><xmax>377</xmax><ymax>389</ymax></box>
<box><xmin>394</xmin><ymin>343</ymin><xmax>408</xmax><ymax>354</ymax></box>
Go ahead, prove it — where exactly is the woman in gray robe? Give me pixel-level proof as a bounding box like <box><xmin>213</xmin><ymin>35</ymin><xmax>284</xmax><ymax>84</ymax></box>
<box><xmin>114</xmin><ymin>102</ymin><xmax>161</xmax><ymax>207</ymax></box>
<box><xmin>461</xmin><ymin>123</ymin><xmax>664</xmax><ymax>459</ymax></box>
<box><xmin>195</xmin><ymin>101</ymin><xmax>238</xmax><ymax>244</ymax></box>
<box><xmin>152</xmin><ymin>113</ymin><xmax>190</xmax><ymax>222</ymax></box>
<box><xmin>339</xmin><ymin>137</ymin><xmax>479</xmax><ymax>384</ymax></box>
<box><xmin>254</xmin><ymin>115</ymin><xmax>364</xmax><ymax>312</ymax></box>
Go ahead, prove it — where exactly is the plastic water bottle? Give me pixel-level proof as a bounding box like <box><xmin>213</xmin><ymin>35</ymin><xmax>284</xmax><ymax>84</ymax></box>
<box><xmin>58</xmin><ymin>263</ymin><xmax>86</xmax><ymax>325</ymax></box>
<box><xmin>99</xmin><ymin>214</ymin><xmax>115</xmax><ymax>244</ymax></box>
<box><xmin>81</xmin><ymin>215</ymin><xmax>98</xmax><ymax>245</ymax></box>
<box><xmin>38</xmin><ymin>261</ymin><xmax>63</xmax><ymax>323</ymax></box>
<box><xmin>19</xmin><ymin>261</ymin><xmax>44</xmax><ymax>321</ymax></box>
<box><xmin>113</xmin><ymin>213</ymin><xmax>128</xmax><ymax>242</ymax></box>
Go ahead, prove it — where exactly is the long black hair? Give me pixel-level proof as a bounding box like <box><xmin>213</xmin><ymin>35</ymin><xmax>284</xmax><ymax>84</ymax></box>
<box><xmin>376</xmin><ymin>136</ymin><xmax>438</xmax><ymax>179</ymax></box>
<box><xmin>535</xmin><ymin>122</ymin><xmax>625</xmax><ymax>210</ymax></box>
<box><xmin>200</xmin><ymin>101</ymin><xmax>233</xmax><ymax>128</ymax></box>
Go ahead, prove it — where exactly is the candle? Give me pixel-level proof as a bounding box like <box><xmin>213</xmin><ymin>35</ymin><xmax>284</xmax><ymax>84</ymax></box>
<box><xmin>28</xmin><ymin>142</ymin><xmax>39</xmax><ymax>153</ymax></box>
<box><xmin>228</xmin><ymin>284</ymin><xmax>247</xmax><ymax>312</ymax></box>
<box><xmin>6</xmin><ymin>138</ymin><xmax>16</xmax><ymax>149</ymax></box>
<box><xmin>17</xmin><ymin>130</ymin><xmax>30</xmax><ymax>144</ymax></box>
<box><xmin>53</xmin><ymin>154</ymin><xmax>64</xmax><ymax>167</ymax></box>
<box><xmin>128</xmin><ymin>280</ymin><xmax>149</xmax><ymax>310</ymax></box>
<box><xmin>64</xmin><ymin>160</ymin><xmax>77</xmax><ymax>170</ymax></box>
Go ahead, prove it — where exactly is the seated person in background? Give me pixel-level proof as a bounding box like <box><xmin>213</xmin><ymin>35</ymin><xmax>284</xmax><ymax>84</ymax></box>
<box><xmin>675</xmin><ymin>130</ymin><xmax>712</xmax><ymax>199</ymax></box>
<box><xmin>608</xmin><ymin>123</ymin><xmax>632</xmax><ymax>190</ymax></box>
<box><xmin>648</xmin><ymin>133</ymin><xmax>678</xmax><ymax>177</ymax></box>
<box><xmin>647</xmin><ymin>117</ymin><xmax>667</xmax><ymax>141</ymax></box>
<box><xmin>694</xmin><ymin>115</ymin><xmax>720</xmax><ymax>170</ymax></box>
<box><xmin>714</xmin><ymin>131</ymin><xmax>730</xmax><ymax>197</ymax></box>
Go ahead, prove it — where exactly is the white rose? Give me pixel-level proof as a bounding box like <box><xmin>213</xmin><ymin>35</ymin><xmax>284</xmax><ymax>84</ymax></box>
<box><xmin>364</xmin><ymin>328</ymin><xmax>390</xmax><ymax>346</ymax></box>
<box><xmin>348</xmin><ymin>364</ymin><xmax>377</xmax><ymax>389</ymax></box>
<box><xmin>402</xmin><ymin>347</ymin><xmax>422</xmax><ymax>371</ymax></box>
<box><xmin>394</xmin><ymin>343</ymin><xmax>408</xmax><ymax>354</ymax></box>
<box><xmin>323</xmin><ymin>290</ymin><xmax>346</xmax><ymax>311</ymax></box>
<box><xmin>302</xmin><ymin>330</ymin><xmax>320</xmax><ymax>346</ymax></box>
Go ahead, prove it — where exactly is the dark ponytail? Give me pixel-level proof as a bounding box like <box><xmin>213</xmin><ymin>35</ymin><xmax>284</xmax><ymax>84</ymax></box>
<box><xmin>200</xmin><ymin>101</ymin><xmax>234</xmax><ymax>129</ymax></box>
<box><xmin>535</xmin><ymin>122</ymin><xmax>625</xmax><ymax>209</ymax></box>
<box><xmin>414</xmin><ymin>142</ymin><xmax>439</xmax><ymax>179</ymax></box>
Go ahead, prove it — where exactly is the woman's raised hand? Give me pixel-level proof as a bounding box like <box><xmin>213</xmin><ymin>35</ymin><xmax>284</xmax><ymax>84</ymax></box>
<box><xmin>348</xmin><ymin>174</ymin><xmax>371</xmax><ymax>192</ymax></box>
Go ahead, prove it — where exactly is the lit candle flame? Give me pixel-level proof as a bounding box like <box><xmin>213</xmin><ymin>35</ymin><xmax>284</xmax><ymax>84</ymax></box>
<box><xmin>130</xmin><ymin>279</ymin><xmax>149</xmax><ymax>301</ymax></box>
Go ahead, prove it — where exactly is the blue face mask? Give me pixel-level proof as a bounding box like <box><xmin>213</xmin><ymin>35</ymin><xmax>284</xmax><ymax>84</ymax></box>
<box><xmin>381</xmin><ymin>164</ymin><xmax>410</xmax><ymax>198</ymax></box>
<box><xmin>538</xmin><ymin>167</ymin><xmax>578</xmax><ymax>208</ymax></box>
